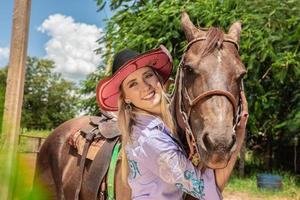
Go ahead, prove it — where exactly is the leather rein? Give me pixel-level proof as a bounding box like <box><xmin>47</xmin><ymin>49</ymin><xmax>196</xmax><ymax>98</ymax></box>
<box><xmin>173</xmin><ymin>36</ymin><xmax>244</xmax><ymax>166</ymax></box>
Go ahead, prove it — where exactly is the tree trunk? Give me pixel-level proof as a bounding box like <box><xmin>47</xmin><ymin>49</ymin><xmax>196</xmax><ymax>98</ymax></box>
<box><xmin>264</xmin><ymin>134</ymin><xmax>273</xmax><ymax>172</ymax></box>
<box><xmin>294</xmin><ymin>136</ymin><xmax>298</xmax><ymax>173</ymax></box>
<box><xmin>239</xmin><ymin>138</ymin><xmax>246</xmax><ymax>177</ymax></box>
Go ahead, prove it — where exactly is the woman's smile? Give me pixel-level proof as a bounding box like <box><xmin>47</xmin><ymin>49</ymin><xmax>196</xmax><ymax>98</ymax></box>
<box><xmin>142</xmin><ymin>91</ymin><xmax>155</xmax><ymax>101</ymax></box>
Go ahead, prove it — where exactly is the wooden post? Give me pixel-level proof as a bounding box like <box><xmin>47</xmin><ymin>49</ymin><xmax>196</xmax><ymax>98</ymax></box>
<box><xmin>0</xmin><ymin>0</ymin><xmax>31</xmax><ymax>199</ymax></box>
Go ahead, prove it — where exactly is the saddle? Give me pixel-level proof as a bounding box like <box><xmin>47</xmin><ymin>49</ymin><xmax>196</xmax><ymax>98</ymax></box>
<box><xmin>68</xmin><ymin>113</ymin><xmax>121</xmax><ymax>200</ymax></box>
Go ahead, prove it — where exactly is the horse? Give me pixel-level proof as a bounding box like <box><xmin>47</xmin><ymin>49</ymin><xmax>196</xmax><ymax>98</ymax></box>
<box><xmin>32</xmin><ymin>12</ymin><xmax>246</xmax><ymax>200</ymax></box>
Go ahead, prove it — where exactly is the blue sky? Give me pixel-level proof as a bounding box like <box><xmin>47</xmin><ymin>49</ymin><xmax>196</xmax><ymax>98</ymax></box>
<box><xmin>0</xmin><ymin>0</ymin><xmax>112</xmax><ymax>80</ymax></box>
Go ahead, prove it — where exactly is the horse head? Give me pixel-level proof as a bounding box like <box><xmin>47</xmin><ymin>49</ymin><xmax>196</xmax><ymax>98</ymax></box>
<box><xmin>174</xmin><ymin>12</ymin><xmax>247</xmax><ymax>169</ymax></box>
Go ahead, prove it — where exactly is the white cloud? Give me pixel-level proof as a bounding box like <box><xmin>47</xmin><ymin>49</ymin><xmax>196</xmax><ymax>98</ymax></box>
<box><xmin>38</xmin><ymin>14</ymin><xmax>104</xmax><ymax>81</ymax></box>
<box><xmin>0</xmin><ymin>47</ymin><xmax>9</xmax><ymax>67</ymax></box>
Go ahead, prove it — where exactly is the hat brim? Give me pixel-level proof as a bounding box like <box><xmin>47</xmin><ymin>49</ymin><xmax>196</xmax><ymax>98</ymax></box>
<box><xmin>96</xmin><ymin>45</ymin><xmax>173</xmax><ymax>111</ymax></box>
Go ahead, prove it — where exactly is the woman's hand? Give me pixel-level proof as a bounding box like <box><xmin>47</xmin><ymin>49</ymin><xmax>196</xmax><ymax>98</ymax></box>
<box><xmin>235</xmin><ymin>91</ymin><xmax>249</xmax><ymax>147</ymax></box>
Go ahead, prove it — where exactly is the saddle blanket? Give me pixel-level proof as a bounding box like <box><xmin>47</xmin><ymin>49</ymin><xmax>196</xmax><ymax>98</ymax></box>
<box><xmin>68</xmin><ymin>130</ymin><xmax>105</xmax><ymax>160</ymax></box>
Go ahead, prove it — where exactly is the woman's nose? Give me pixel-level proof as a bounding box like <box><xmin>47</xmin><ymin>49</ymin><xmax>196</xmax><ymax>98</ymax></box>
<box><xmin>141</xmin><ymin>79</ymin><xmax>151</xmax><ymax>91</ymax></box>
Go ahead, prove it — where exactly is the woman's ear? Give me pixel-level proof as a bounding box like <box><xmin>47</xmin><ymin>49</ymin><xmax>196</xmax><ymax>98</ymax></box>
<box><xmin>124</xmin><ymin>98</ymin><xmax>131</xmax><ymax>104</ymax></box>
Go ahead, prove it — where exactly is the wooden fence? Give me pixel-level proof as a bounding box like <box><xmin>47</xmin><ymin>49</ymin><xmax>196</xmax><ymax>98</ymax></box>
<box><xmin>18</xmin><ymin>134</ymin><xmax>46</xmax><ymax>153</ymax></box>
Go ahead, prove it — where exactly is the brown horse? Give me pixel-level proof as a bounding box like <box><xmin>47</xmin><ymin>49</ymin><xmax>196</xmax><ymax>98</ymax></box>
<box><xmin>33</xmin><ymin>12</ymin><xmax>246</xmax><ymax>200</ymax></box>
<box><xmin>174</xmin><ymin>13</ymin><xmax>246</xmax><ymax>170</ymax></box>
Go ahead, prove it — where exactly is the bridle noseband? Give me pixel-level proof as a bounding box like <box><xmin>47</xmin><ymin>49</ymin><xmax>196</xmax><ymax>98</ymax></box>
<box><xmin>174</xmin><ymin>37</ymin><xmax>243</xmax><ymax>166</ymax></box>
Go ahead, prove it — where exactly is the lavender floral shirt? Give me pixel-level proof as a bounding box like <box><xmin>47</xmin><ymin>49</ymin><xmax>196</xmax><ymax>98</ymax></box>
<box><xmin>125</xmin><ymin>113</ymin><xmax>222</xmax><ymax>200</ymax></box>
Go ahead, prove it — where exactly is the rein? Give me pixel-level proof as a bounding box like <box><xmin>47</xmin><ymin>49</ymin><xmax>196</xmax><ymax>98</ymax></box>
<box><xmin>173</xmin><ymin>37</ymin><xmax>243</xmax><ymax>166</ymax></box>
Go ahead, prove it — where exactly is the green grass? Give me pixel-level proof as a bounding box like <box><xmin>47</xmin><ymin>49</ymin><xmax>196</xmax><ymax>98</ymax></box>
<box><xmin>0</xmin><ymin>152</ymin><xmax>51</xmax><ymax>199</ymax></box>
<box><xmin>20</xmin><ymin>129</ymin><xmax>51</xmax><ymax>138</ymax></box>
<box><xmin>0</xmin><ymin>129</ymin><xmax>52</xmax><ymax>198</ymax></box>
<box><xmin>225</xmin><ymin>171</ymin><xmax>300</xmax><ymax>199</ymax></box>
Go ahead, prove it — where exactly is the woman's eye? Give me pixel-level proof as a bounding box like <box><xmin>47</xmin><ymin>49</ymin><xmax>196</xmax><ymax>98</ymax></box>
<box><xmin>129</xmin><ymin>82</ymin><xmax>137</xmax><ymax>88</ymax></box>
<box><xmin>145</xmin><ymin>73</ymin><xmax>154</xmax><ymax>78</ymax></box>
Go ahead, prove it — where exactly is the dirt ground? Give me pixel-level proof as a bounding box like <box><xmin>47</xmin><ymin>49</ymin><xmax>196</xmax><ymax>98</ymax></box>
<box><xmin>223</xmin><ymin>191</ymin><xmax>300</xmax><ymax>200</ymax></box>
<box><xmin>223</xmin><ymin>192</ymin><xmax>263</xmax><ymax>200</ymax></box>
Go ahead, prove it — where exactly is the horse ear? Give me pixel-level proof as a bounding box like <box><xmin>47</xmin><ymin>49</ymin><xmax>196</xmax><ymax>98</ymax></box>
<box><xmin>181</xmin><ymin>12</ymin><xmax>204</xmax><ymax>41</ymax></box>
<box><xmin>228</xmin><ymin>21</ymin><xmax>242</xmax><ymax>43</ymax></box>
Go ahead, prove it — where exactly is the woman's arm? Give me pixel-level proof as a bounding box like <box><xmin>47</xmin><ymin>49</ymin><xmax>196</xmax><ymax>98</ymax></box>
<box><xmin>215</xmin><ymin>91</ymin><xmax>249</xmax><ymax>192</ymax></box>
<box><xmin>140</xmin><ymin>131</ymin><xmax>218</xmax><ymax>199</ymax></box>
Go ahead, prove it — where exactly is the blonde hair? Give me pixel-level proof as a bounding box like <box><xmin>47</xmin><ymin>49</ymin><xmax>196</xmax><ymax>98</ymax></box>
<box><xmin>118</xmin><ymin>70</ymin><xmax>175</xmax><ymax>184</ymax></box>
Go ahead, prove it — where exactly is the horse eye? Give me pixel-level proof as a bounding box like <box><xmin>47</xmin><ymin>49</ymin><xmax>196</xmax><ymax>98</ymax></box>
<box><xmin>184</xmin><ymin>64</ymin><xmax>194</xmax><ymax>73</ymax></box>
<box><xmin>237</xmin><ymin>71</ymin><xmax>247</xmax><ymax>80</ymax></box>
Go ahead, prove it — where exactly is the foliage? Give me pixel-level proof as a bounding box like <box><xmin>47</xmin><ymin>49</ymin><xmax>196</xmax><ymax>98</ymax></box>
<box><xmin>90</xmin><ymin>0</ymin><xmax>300</xmax><ymax>170</ymax></box>
<box><xmin>21</xmin><ymin>57</ymin><xmax>79</xmax><ymax>130</ymax></box>
<box><xmin>79</xmin><ymin>66</ymin><xmax>107</xmax><ymax>115</ymax></box>
<box><xmin>0</xmin><ymin>67</ymin><xmax>7</xmax><ymax>133</ymax></box>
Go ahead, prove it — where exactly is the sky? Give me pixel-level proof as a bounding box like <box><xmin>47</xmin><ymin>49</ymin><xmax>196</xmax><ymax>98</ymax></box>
<box><xmin>0</xmin><ymin>0</ymin><xmax>112</xmax><ymax>81</ymax></box>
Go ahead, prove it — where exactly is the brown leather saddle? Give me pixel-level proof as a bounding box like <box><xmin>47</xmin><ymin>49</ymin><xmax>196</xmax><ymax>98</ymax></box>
<box><xmin>68</xmin><ymin>113</ymin><xmax>121</xmax><ymax>200</ymax></box>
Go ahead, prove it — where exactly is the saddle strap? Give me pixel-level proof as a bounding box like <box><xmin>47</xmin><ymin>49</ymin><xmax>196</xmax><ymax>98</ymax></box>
<box><xmin>107</xmin><ymin>142</ymin><xmax>121</xmax><ymax>200</ymax></box>
<box><xmin>81</xmin><ymin>136</ymin><xmax>120</xmax><ymax>200</ymax></box>
<box><xmin>75</xmin><ymin>131</ymin><xmax>96</xmax><ymax>200</ymax></box>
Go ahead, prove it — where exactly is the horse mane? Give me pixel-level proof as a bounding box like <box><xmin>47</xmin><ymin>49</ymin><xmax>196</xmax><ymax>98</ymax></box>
<box><xmin>200</xmin><ymin>27</ymin><xmax>224</xmax><ymax>58</ymax></box>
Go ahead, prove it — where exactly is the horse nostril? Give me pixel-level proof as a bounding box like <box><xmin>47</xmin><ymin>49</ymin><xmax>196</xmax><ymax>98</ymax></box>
<box><xmin>201</xmin><ymin>133</ymin><xmax>213</xmax><ymax>152</ymax></box>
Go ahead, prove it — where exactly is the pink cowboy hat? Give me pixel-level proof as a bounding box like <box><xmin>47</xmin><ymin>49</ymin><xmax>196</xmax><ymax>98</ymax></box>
<box><xmin>96</xmin><ymin>45</ymin><xmax>173</xmax><ymax>111</ymax></box>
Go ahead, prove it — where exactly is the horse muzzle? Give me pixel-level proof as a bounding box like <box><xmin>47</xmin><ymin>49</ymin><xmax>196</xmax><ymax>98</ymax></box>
<box><xmin>197</xmin><ymin>131</ymin><xmax>237</xmax><ymax>169</ymax></box>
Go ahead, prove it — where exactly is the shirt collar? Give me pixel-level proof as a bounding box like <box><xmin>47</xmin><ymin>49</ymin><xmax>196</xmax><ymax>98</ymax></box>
<box><xmin>133</xmin><ymin>112</ymin><xmax>164</xmax><ymax>129</ymax></box>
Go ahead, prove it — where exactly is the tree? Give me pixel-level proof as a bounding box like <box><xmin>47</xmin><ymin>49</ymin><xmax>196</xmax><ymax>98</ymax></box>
<box><xmin>21</xmin><ymin>57</ymin><xmax>79</xmax><ymax>130</ymax></box>
<box><xmin>88</xmin><ymin>0</ymin><xmax>300</xmax><ymax>172</ymax></box>
<box><xmin>0</xmin><ymin>67</ymin><xmax>7</xmax><ymax>133</ymax></box>
<box><xmin>79</xmin><ymin>67</ymin><xmax>106</xmax><ymax>115</ymax></box>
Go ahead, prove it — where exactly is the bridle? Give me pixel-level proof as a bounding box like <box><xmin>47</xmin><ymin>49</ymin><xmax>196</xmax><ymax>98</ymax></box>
<box><xmin>173</xmin><ymin>36</ymin><xmax>244</xmax><ymax>166</ymax></box>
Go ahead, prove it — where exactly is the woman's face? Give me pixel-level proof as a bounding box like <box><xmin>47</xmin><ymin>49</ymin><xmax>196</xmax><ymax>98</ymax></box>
<box><xmin>121</xmin><ymin>67</ymin><xmax>162</xmax><ymax>115</ymax></box>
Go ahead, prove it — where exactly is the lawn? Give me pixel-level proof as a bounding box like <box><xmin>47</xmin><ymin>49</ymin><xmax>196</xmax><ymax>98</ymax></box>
<box><xmin>20</xmin><ymin>129</ymin><xmax>51</xmax><ymax>138</ymax></box>
<box><xmin>224</xmin><ymin>171</ymin><xmax>300</xmax><ymax>200</ymax></box>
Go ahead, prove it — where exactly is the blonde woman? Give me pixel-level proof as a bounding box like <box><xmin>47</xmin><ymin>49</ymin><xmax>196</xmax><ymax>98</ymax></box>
<box><xmin>96</xmin><ymin>45</ymin><xmax>248</xmax><ymax>200</ymax></box>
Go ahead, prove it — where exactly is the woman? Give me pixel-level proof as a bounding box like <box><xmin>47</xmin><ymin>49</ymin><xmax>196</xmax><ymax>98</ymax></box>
<box><xmin>96</xmin><ymin>45</ymin><xmax>248</xmax><ymax>200</ymax></box>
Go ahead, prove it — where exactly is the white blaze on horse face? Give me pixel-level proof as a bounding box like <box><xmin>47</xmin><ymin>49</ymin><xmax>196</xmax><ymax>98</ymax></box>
<box><xmin>217</xmin><ymin>50</ymin><xmax>222</xmax><ymax>65</ymax></box>
<box><xmin>213</xmin><ymin>50</ymin><xmax>225</xmax><ymax>89</ymax></box>
<box><xmin>212</xmin><ymin>50</ymin><xmax>229</xmax><ymax>122</ymax></box>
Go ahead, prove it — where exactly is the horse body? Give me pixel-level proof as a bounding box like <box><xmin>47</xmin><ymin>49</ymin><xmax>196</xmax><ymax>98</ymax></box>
<box><xmin>34</xmin><ymin>12</ymin><xmax>245</xmax><ymax>200</ymax></box>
